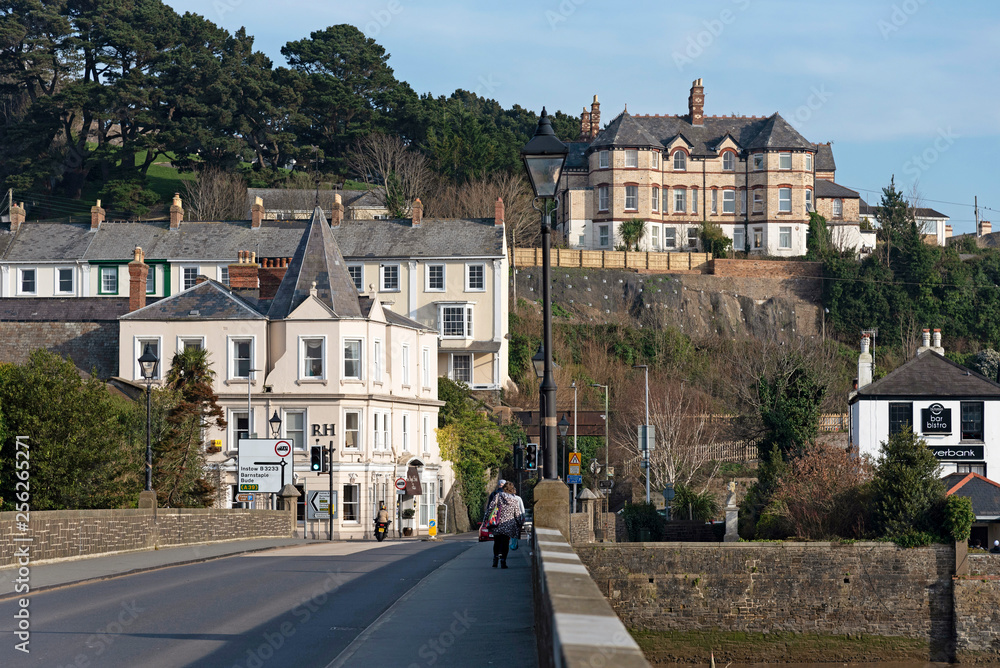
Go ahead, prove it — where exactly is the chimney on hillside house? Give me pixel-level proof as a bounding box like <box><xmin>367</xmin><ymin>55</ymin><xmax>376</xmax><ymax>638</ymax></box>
<box><xmin>9</xmin><ymin>201</ymin><xmax>25</xmax><ymax>232</ymax></box>
<box><xmin>250</xmin><ymin>196</ymin><xmax>264</xmax><ymax>228</ymax></box>
<box><xmin>228</xmin><ymin>250</ymin><xmax>259</xmax><ymax>289</ymax></box>
<box><xmin>91</xmin><ymin>199</ymin><xmax>105</xmax><ymax>230</ymax></box>
<box><xmin>979</xmin><ymin>220</ymin><xmax>992</xmax><ymax>237</ymax></box>
<box><xmin>858</xmin><ymin>335</ymin><xmax>873</xmax><ymax>389</ymax></box>
<box><xmin>932</xmin><ymin>328</ymin><xmax>943</xmax><ymax>353</ymax></box>
<box><xmin>945</xmin><ymin>224</ymin><xmax>953</xmax><ymax>239</ymax></box>
<box><xmin>589</xmin><ymin>95</ymin><xmax>601</xmax><ymax>138</ymax></box>
<box><xmin>495</xmin><ymin>197</ymin><xmax>505</xmax><ymax>226</ymax></box>
<box><xmin>169</xmin><ymin>193</ymin><xmax>183</xmax><ymax>229</ymax></box>
<box><xmin>688</xmin><ymin>78</ymin><xmax>705</xmax><ymax>126</ymax></box>
<box><xmin>128</xmin><ymin>246</ymin><xmax>148</xmax><ymax>312</ymax></box>
<box><xmin>580</xmin><ymin>107</ymin><xmax>592</xmax><ymax>140</ymax></box>
<box><xmin>412</xmin><ymin>198</ymin><xmax>423</xmax><ymax>227</ymax></box>
<box><xmin>330</xmin><ymin>193</ymin><xmax>343</xmax><ymax>227</ymax></box>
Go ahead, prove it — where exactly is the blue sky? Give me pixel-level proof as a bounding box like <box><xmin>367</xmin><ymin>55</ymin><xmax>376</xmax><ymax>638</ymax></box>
<box><xmin>166</xmin><ymin>0</ymin><xmax>999</xmax><ymax>233</ymax></box>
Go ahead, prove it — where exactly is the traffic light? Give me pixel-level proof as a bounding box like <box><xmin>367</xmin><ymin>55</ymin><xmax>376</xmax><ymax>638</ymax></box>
<box><xmin>310</xmin><ymin>446</ymin><xmax>322</xmax><ymax>471</ymax></box>
<box><xmin>526</xmin><ymin>443</ymin><xmax>537</xmax><ymax>470</ymax></box>
<box><xmin>321</xmin><ymin>447</ymin><xmax>330</xmax><ymax>473</ymax></box>
<box><xmin>514</xmin><ymin>442</ymin><xmax>524</xmax><ymax>470</ymax></box>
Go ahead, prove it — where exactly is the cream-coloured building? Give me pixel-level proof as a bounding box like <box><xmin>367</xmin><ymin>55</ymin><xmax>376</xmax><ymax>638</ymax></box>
<box><xmin>118</xmin><ymin>208</ymin><xmax>451</xmax><ymax>538</ymax></box>
<box><xmin>557</xmin><ymin>80</ymin><xmax>866</xmax><ymax>256</ymax></box>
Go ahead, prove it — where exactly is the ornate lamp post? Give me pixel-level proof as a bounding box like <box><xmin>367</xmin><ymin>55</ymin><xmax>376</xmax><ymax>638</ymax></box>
<box><xmin>138</xmin><ymin>346</ymin><xmax>159</xmax><ymax>497</ymax></box>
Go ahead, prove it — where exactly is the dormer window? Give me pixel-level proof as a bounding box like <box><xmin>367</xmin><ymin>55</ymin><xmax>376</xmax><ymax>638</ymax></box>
<box><xmin>625</xmin><ymin>149</ymin><xmax>638</xmax><ymax>168</ymax></box>
<box><xmin>722</xmin><ymin>152</ymin><xmax>735</xmax><ymax>171</ymax></box>
<box><xmin>673</xmin><ymin>151</ymin><xmax>687</xmax><ymax>171</ymax></box>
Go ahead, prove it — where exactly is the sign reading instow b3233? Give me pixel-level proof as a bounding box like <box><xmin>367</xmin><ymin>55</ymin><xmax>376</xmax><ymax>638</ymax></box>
<box><xmin>238</xmin><ymin>439</ymin><xmax>293</xmax><ymax>493</ymax></box>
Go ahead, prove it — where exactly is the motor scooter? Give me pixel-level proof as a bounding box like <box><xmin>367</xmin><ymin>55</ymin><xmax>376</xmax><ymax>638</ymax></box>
<box><xmin>374</xmin><ymin>520</ymin><xmax>390</xmax><ymax>542</ymax></box>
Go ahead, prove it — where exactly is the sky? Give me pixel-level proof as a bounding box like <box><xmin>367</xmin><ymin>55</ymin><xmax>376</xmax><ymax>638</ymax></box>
<box><xmin>165</xmin><ymin>0</ymin><xmax>1000</xmax><ymax>234</ymax></box>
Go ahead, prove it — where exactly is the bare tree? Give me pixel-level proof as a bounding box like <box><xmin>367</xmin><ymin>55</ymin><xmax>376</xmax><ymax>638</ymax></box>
<box><xmin>182</xmin><ymin>166</ymin><xmax>247</xmax><ymax>221</ymax></box>
<box><xmin>425</xmin><ymin>172</ymin><xmax>537</xmax><ymax>248</ymax></box>
<box><xmin>347</xmin><ymin>133</ymin><xmax>432</xmax><ymax>218</ymax></box>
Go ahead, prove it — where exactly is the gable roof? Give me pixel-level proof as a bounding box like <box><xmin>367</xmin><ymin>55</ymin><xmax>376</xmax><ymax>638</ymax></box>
<box><xmin>853</xmin><ymin>350</ymin><xmax>1000</xmax><ymax>400</ymax></box>
<box><xmin>944</xmin><ymin>472</ymin><xmax>1000</xmax><ymax>519</ymax></box>
<box><xmin>359</xmin><ymin>296</ymin><xmax>435</xmax><ymax>332</ymax></box>
<box><xmin>2</xmin><ymin>222</ymin><xmax>96</xmax><ymax>261</ymax></box>
<box><xmin>590</xmin><ymin>111</ymin><xmax>664</xmax><ymax>150</ymax></box>
<box><xmin>814</xmin><ymin>180</ymin><xmax>860</xmax><ymax>199</ymax></box>
<box><xmin>333</xmin><ymin>218</ymin><xmax>504</xmax><ymax>258</ymax></box>
<box><xmin>859</xmin><ymin>200</ymin><xmax>948</xmax><ymax>219</ymax></box>
<box><xmin>246</xmin><ymin>187</ymin><xmax>386</xmax><ymax>213</ymax></box>
<box><xmin>121</xmin><ymin>280</ymin><xmax>265</xmax><ymax>321</ymax></box>
<box><xmin>267</xmin><ymin>207</ymin><xmax>362</xmax><ymax>319</ymax></box>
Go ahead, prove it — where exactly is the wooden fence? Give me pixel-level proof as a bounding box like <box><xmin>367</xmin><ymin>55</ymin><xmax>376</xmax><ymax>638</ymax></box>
<box><xmin>512</xmin><ymin>248</ymin><xmax>711</xmax><ymax>273</ymax></box>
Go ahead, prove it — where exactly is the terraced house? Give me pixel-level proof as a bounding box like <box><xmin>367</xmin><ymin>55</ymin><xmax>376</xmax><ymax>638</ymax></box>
<box><xmin>557</xmin><ymin>79</ymin><xmax>865</xmax><ymax>256</ymax></box>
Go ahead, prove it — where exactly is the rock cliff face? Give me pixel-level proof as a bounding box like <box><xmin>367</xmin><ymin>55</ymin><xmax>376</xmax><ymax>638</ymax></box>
<box><xmin>513</xmin><ymin>267</ymin><xmax>823</xmax><ymax>341</ymax></box>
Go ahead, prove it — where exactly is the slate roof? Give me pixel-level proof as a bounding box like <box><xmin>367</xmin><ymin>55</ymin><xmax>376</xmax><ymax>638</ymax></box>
<box><xmin>565</xmin><ymin>141</ymin><xmax>590</xmax><ymax>170</ymax></box>
<box><xmin>359</xmin><ymin>297</ymin><xmax>434</xmax><ymax>332</ymax></box>
<box><xmin>814</xmin><ymin>143</ymin><xmax>836</xmax><ymax>172</ymax></box>
<box><xmin>2</xmin><ymin>223</ymin><xmax>96</xmax><ymax>261</ymax></box>
<box><xmin>742</xmin><ymin>114</ymin><xmax>814</xmax><ymax>151</ymax></box>
<box><xmin>944</xmin><ymin>473</ymin><xmax>1000</xmax><ymax>519</ymax></box>
<box><xmin>0</xmin><ymin>297</ymin><xmax>132</xmax><ymax>321</ymax></box>
<box><xmin>853</xmin><ymin>350</ymin><xmax>1000</xmax><ymax>400</ymax></box>
<box><xmin>333</xmin><ymin>218</ymin><xmax>504</xmax><ymax>259</ymax></box>
<box><xmin>246</xmin><ymin>187</ymin><xmax>386</xmax><ymax>213</ymax></box>
<box><xmin>122</xmin><ymin>280</ymin><xmax>265</xmax><ymax>321</ymax></box>
<box><xmin>814</xmin><ymin>180</ymin><xmax>860</xmax><ymax>199</ymax></box>
<box><xmin>859</xmin><ymin>200</ymin><xmax>948</xmax><ymax>219</ymax></box>
<box><xmin>267</xmin><ymin>207</ymin><xmax>362</xmax><ymax>319</ymax></box>
<box><xmin>590</xmin><ymin>112</ymin><xmax>664</xmax><ymax>150</ymax></box>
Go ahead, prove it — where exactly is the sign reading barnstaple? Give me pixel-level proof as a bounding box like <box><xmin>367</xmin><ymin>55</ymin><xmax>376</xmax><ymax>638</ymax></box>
<box><xmin>928</xmin><ymin>445</ymin><xmax>984</xmax><ymax>461</ymax></box>
<box><xmin>921</xmin><ymin>403</ymin><xmax>952</xmax><ymax>434</ymax></box>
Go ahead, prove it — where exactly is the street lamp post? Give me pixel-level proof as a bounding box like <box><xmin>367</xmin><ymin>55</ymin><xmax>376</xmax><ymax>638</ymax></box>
<box><xmin>269</xmin><ymin>410</ymin><xmax>282</xmax><ymax>438</ymax></box>
<box><xmin>558</xmin><ymin>414</ymin><xmax>569</xmax><ymax>480</ymax></box>
<box><xmin>591</xmin><ymin>383</ymin><xmax>610</xmax><ymax>483</ymax></box>
<box><xmin>138</xmin><ymin>346</ymin><xmax>159</xmax><ymax>500</ymax></box>
<box><xmin>634</xmin><ymin>364</ymin><xmax>650</xmax><ymax>503</ymax></box>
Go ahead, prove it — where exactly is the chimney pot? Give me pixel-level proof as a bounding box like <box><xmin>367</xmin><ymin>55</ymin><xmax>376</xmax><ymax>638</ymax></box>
<box><xmin>91</xmin><ymin>200</ymin><xmax>106</xmax><ymax>230</ymax></box>
<box><xmin>932</xmin><ymin>329</ymin><xmax>942</xmax><ymax>350</ymax></box>
<box><xmin>922</xmin><ymin>328</ymin><xmax>931</xmax><ymax>348</ymax></box>
<box><xmin>228</xmin><ymin>250</ymin><xmax>259</xmax><ymax>289</ymax></box>
<box><xmin>169</xmin><ymin>193</ymin><xmax>183</xmax><ymax>229</ymax></box>
<box><xmin>688</xmin><ymin>78</ymin><xmax>705</xmax><ymax>126</ymax></box>
<box><xmin>858</xmin><ymin>335</ymin><xmax>873</xmax><ymax>389</ymax></box>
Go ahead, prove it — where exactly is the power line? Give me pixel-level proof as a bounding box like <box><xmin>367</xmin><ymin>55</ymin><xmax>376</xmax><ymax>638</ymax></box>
<box><xmin>842</xmin><ymin>184</ymin><xmax>995</xmax><ymax>214</ymax></box>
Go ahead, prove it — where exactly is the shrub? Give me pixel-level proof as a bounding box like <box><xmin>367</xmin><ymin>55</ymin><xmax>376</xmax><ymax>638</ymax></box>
<box><xmin>942</xmin><ymin>494</ymin><xmax>975</xmax><ymax>543</ymax></box>
<box><xmin>622</xmin><ymin>502</ymin><xmax>664</xmax><ymax>542</ymax></box>
<box><xmin>669</xmin><ymin>482</ymin><xmax>719</xmax><ymax>522</ymax></box>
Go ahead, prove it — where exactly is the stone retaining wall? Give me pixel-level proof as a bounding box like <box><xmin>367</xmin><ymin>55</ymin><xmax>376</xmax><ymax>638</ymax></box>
<box><xmin>711</xmin><ymin>258</ymin><xmax>824</xmax><ymax>278</ymax></box>
<box><xmin>0</xmin><ymin>507</ymin><xmax>292</xmax><ymax>566</ymax></box>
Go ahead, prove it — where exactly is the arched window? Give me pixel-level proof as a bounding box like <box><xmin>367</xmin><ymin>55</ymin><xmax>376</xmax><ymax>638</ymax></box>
<box><xmin>833</xmin><ymin>198</ymin><xmax>843</xmax><ymax>217</ymax></box>
<box><xmin>673</xmin><ymin>151</ymin><xmax>687</xmax><ymax>171</ymax></box>
<box><xmin>722</xmin><ymin>152</ymin><xmax>735</xmax><ymax>171</ymax></box>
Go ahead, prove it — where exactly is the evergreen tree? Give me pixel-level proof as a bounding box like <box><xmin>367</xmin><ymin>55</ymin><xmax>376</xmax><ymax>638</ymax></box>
<box><xmin>869</xmin><ymin>427</ymin><xmax>944</xmax><ymax>541</ymax></box>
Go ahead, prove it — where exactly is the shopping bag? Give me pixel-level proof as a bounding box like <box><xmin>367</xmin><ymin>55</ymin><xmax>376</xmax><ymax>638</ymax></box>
<box><xmin>510</xmin><ymin>536</ymin><xmax>519</xmax><ymax>551</ymax></box>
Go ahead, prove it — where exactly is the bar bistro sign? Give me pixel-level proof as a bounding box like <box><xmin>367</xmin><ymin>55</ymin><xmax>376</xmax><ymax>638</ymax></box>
<box><xmin>921</xmin><ymin>403</ymin><xmax>951</xmax><ymax>435</ymax></box>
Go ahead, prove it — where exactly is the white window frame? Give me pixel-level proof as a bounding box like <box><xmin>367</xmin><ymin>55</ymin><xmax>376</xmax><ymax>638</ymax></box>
<box><xmin>805</xmin><ymin>189</ymin><xmax>814</xmax><ymax>212</ymax></box>
<box><xmin>283</xmin><ymin>409</ymin><xmax>306</xmax><ymax>451</ymax></box>
<box><xmin>347</xmin><ymin>264</ymin><xmax>363</xmax><ymax>292</ymax></box>
<box><xmin>779</xmin><ymin>152</ymin><xmax>792</xmax><ymax>170</ymax></box>
<box><xmin>181</xmin><ymin>265</ymin><xmax>199</xmax><ymax>291</ymax></box>
<box><xmin>401</xmin><ymin>344</ymin><xmax>410</xmax><ymax>386</ymax></box>
<box><xmin>624</xmin><ymin>185</ymin><xmax>638</xmax><ymax>211</ymax></box>
<box><xmin>422</xmin><ymin>413</ymin><xmax>431</xmax><ymax>453</ymax></box>
<box><xmin>422</xmin><ymin>347</ymin><xmax>431</xmax><ymax>388</ymax></box>
<box><xmin>805</xmin><ymin>153</ymin><xmax>813</xmax><ymax>172</ymax></box>
<box><xmin>674</xmin><ymin>188</ymin><xmax>686</xmax><ymax>213</ymax></box>
<box><xmin>373</xmin><ymin>339</ymin><xmax>383</xmax><ymax>382</ymax></box>
<box><xmin>465</xmin><ymin>263</ymin><xmax>486</xmax><ymax>292</ymax></box>
<box><xmin>426</xmin><ymin>264</ymin><xmax>445</xmax><ymax>292</ymax></box>
<box><xmin>651</xmin><ymin>224</ymin><xmax>660</xmax><ymax>250</ymax></box>
<box><xmin>451</xmin><ymin>353</ymin><xmax>472</xmax><ymax>384</ymax></box>
<box><xmin>833</xmin><ymin>198</ymin><xmax>843</xmax><ymax>217</ymax></box>
<box><xmin>673</xmin><ymin>151</ymin><xmax>686</xmax><ymax>171</ymax></box>
<box><xmin>753</xmin><ymin>153</ymin><xmax>764</xmax><ymax>171</ymax></box>
<box><xmin>687</xmin><ymin>227</ymin><xmax>698</xmax><ymax>249</ymax></box>
<box><xmin>18</xmin><ymin>268</ymin><xmax>37</xmax><ymax>295</ymax></box>
<box><xmin>624</xmin><ymin>149</ymin><xmax>638</xmax><ymax>168</ymax></box>
<box><xmin>598</xmin><ymin>150</ymin><xmax>609</xmax><ymax>169</ymax></box>
<box><xmin>753</xmin><ymin>228</ymin><xmax>763</xmax><ymax>250</ymax></box>
<box><xmin>722</xmin><ymin>190</ymin><xmax>736</xmax><ymax>214</ymax></box>
<box><xmin>753</xmin><ymin>190</ymin><xmax>764</xmax><ymax>213</ymax></box>
<box><xmin>691</xmin><ymin>189</ymin><xmax>698</xmax><ymax>214</ymax></box>
<box><xmin>299</xmin><ymin>335</ymin><xmax>326</xmax><ymax>380</ymax></box>
<box><xmin>779</xmin><ymin>226</ymin><xmax>792</xmax><ymax>249</ymax></box>
<box><xmin>598</xmin><ymin>186</ymin><xmax>609</xmax><ymax>212</ymax></box>
<box><xmin>342</xmin><ymin>483</ymin><xmax>360</xmax><ymax>523</ymax></box>
<box><xmin>134</xmin><ymin>336</ymin><xmax>163</xmax><ymax>380</ymax></box>
<box><xmin>380</xmin><ymin>264</ymin><xmax>400</xmax><ymax>292</ymax></box>
<box><xmin>711</xmin><ymin>190</ymin><xmax>718</xmax><ymax>215</ymax></box>
<box><xmin>778</xmin><ymin>187</ymin><xmax>792</xmax><ymax>213</ymax></box>
<box><xmin>55</xmin><ymin>267</ymin><xmax>74</xmax><ymax>295</ymax></box>
<box><xmin>733</xmin><ymin>228</ymin><xmax>745</xmax><ymax>252</ymax></box>
<box><xmin>147</xmin><ymin>265</ymin><xmax>157</xmax><ymax>294</ymax></box>
<box><xmin>651</xmin><ymin>187</ymin><xmax>659</xmax><ymax>212</ymax></box>
<box><xmin>344</xmin><ymin>410</ymin><xmax>361</xmax><ymax>450</ymax></box>
<box><xmin>664</xmin><ymin>227</ymin><xmax>676</xmax><ymax>249</ymax></box>
<box><xmin>741</xmin><ymin>189</ymin><xmax>747</xmax><ymax>215</ymax></box>
<box><xmin>402</xmin><ymin>412</ymin><xmax>411</xmax><ymax>452</ymax></box>
<box><xmin>343</xmin><ymin>338</ymin><xmax>363</xmax><ymax>380</ymax></box>
<box><xmin>228</xmin><ymin>336</ymin><xmax>254</xmax><ymax>380</ymax></box>
<box><xmin>217</xmin><ymin>265</ymin><xmax>228</xmax><ymax>287</ymax></box>
<box><xmin>373</xmin><ymin>411</ymin><xmax>390</xmax><ymax>450</ymax></box>
<box><xmin>439</xmin><ymin>304</ymin><xmax>474</xmax><ymax>339</ymax></box>
<box><xmin>651</xmin><ymin>151</ymin><xmax>659</xmax><ymax>169</ymax></box>
<box><xmin>722</xmin><ymin>152</ymin><xmax>735</xmax><ymax>171</ymax></box>
<box><xmin>599</xmin><ymin>225</ymin><xmax>610</xmax><ymax>248</ymax></box>
<box><xmin>99</xmin><ymin>266</ymin><xmax>118</xmax><ymax>294</ymax></box>
<box><xmin>230</xmin><ymin>408</ymin><xmax>254</xmax><ymax>447</ymax></box>
<box><xmin>177</xmin><ymin>336</ymin><xmax>205</xmax><ymax>353</ymax></box>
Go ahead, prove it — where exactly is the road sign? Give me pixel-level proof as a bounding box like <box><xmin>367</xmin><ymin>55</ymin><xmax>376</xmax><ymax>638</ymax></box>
<box><xmin>238</xmin><ymin>439</ymin><xmax>294</xmax><ymax>493</ymax></box>
<box><xmin>639</xmin><ymin>425</ymin><xmax>655</xmax><ymax>451</ymax></box>
<box><xmin>235</xmin><ymin>493</ymin><xmax>254</xmax><ymax>503</ymax></box>
<box><xmin>428</xmin><ymin>519</ymin><xmax>437</xmax><ymax>537</ymax></box>
<box><xmin>568</xmin><ymin>452</ymin><xmax>582</xmax><ymax>476</ymax></box>
<box><xmin>395</xmin><ymin>477</ymin><xmax>407</xmax><ymax>491</ymax></box>
<box><xmin>598</xmin><ymin>479</ymin><xmax>614</xmax><ymax>490</ymax></box>
<box><xmin>567</xmin><ymin>475</ymin><xmax>583</xmax><ymax>484</ymax></box>
<box><xmin>306</xmin><ymin>490</ymin><xmax>336</xmax><ymax>520</ymax></box>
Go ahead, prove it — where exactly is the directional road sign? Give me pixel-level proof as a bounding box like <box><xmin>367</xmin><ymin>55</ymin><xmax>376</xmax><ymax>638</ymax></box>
<box><xmin>235</xmin><ymin>493</ymin><xmax>254</xmax><ymax>503</ymax></box>
<box><xmin>306</xmin><ymin>490</ymin><xmax>336</xmax><ymax>520</ymax></box>
<box><xmin>567</xmin><ymin>475</ymin><xmax>583</xmax><ymax>485</ymax></box>
<box><xmin>238</xmin><ymin>439</ymin><xmax>293</xmax><ymax>493</ymax></box>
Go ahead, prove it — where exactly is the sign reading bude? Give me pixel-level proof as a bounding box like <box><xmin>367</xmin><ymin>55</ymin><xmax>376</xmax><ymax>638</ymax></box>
<box><xmin>238</xmin><ymin>439</ymin><xmax>294</xmax><ymax>493</ymax></box>
<box><xmin>921</xmin><ymin>403</ymin><xmax>951</xmax><ymax>435</ymax></box>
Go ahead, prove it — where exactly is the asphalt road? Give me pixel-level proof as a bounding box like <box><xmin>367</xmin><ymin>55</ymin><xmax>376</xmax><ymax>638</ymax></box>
<box><xmin>0</xmin><ymin>537</ymin><xmax>535</xmax><ymax>667</ymax></box>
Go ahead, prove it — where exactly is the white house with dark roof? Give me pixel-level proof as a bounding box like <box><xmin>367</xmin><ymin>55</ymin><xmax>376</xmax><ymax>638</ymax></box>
<box><xmin>558</xmin><ymin>80</ymin><xmax>866</xmax><ymax>256</ymax></box>
<box><xmin>850</xmin><ymin>330</ymin><xmax>1000</xmax><ymax>485</ymax></box>
<box><xmin>118</xmin><ymin>208</ymin><xmax>451</xmax><ymax>538</ymax></box>
<box><xmin>859</xmin><ymin>199</ymin><xmax>950</xmax><ymax>247</ymax></box>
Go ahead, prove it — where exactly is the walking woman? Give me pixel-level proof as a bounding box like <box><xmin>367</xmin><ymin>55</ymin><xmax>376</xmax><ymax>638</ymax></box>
<box><xmin>485</xmin><ymin>481</ymin><xmax>523</xmax><ymax>568</ymax></box>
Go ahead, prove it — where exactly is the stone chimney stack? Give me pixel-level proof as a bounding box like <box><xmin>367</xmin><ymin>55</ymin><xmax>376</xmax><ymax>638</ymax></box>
<box><xmin>858</xmin><ymin>335</ymin><xmax>873</xmax><ymax>389</ymax></box>
<box><xmin>495</xmin><ymin>197</ymin><xmax>505</xmax><ymax>226</ymax></box>
<box><xmin>412</xmin><ymin>198</ymin><xmax>423</xmax><ymax>227</ymax></box>
<box><xmin>228</xmin><ymin>250</ymin><xmax>259</xmax><ymax>289</ymax></box>
<box><xmin>589</xmin><ymin>95</ymin><xmax>600</xmax><ymax>138</ymax></box>
<box><xmin>945</xmin><ymin>224</ymin><xmax>953</xmax><ymax>239</ymax></box>
<box><xmin>979</xmin><ymin>220</ymin><xmax>992</xmax><ymax>237</ymax></box>
<box><xmin>579</xmin><ymin>107</ymin><xmax>591</xmax><ymax>140</ymax></box>
<box><xmin>250</xmin><ymin>196</ymin><xmax>264</xmax><ymax>229</ymax></box>
<box><xmin>91</xmin><ymin>199</ymin><xmax>105</xmax><ymax>230</ymax></box>
<box><xmin>128</xmin><ymin>246</ymin><xmax>148</xmax><ymax>312</ymax></box>
<box><xmin>330</xmin><ymin>193</ymin><xmax>343</xmax><ymax>227</ymax></box>
<box><xmin>9</xmin><ymin>201</ymin><xmax>25</xmax><ymax>232</ymax></box>
<box><xmin>169</xmin><ymin>193</ymin><xmax>183</xmax><ymax>229</ymax></box>
<box><xmin>688</xmin><ymin>78</ymin><xmax>705</xmax><ymax>126</ymax></box>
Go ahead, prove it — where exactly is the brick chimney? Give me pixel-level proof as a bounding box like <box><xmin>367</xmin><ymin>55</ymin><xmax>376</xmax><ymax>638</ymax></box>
<box><xmin>169</xmin><ymin>193</ymin><xmax>183</xmax><ymax>229</ymax></box>
<box><xmin>688</xmin><ymin>78</ymin><xmax>705</xmax><ymax>125</ymax></box>
<box><xmin>412</xmin><ymin>198</ymin><xmax>423</xmax><ymax>227</ymax></box>
<box><xmin>9</xmin><ymin>201</ymin><xmax>25</xmax><ymax>232</ymax></box>
<box><xmin>128</xmin><ymin>246</ymin><xmax>148</xmax><ymax>312</ymax></box>
<box><xmin>945</xmin><ymin>224</ymin><xmax>953</xmax><ymax>239</ymax></box>
<box><xmin>330</xmin><ymin>193</ymin><xmax>343</xmax><ymax>227</ymax></box>
<box><xmin>91</xmin><ymin>199</ymin><xmax>105</xmax><ymax>230</ymax></box>
<box><xmin>228</xmin><ymin>250</ymin><xmax>259</xmax><ymax>289</ymax></box>
<box><xmin>579</xmin><ymin>107</ymin><xmax>591</xmax><ymax>140</ymax></box>
<box><xmin>495</xmin><ymin>197</ymin><xmax>505</xmax><ymax>226</ymax></box>
<box><xmin>250</xmin><ymin>196</ymin><xmax>264</xmax><ymax>229</ymax></box>
<box><xmin>589</xmin><ymin>95</ymin><xmax>600</xmax><ymax>138</ymax></box>
<box><xmin>979</xmin><ymin>220</ymin><xmax>992</xmax><ymax>237</ymax></box>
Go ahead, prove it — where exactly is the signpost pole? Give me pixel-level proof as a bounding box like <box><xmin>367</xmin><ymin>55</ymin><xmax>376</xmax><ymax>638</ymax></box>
<box><xmin>328</xmin><ymin>441</ymin><xmax>334</xmax><ymax>542</ymax></box>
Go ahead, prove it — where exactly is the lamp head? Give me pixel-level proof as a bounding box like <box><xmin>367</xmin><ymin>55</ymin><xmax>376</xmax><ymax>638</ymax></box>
<box><xmin>521</xmin><ymin>108</ymin><xmax>568</xmax><ymax>199</ymax></box>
